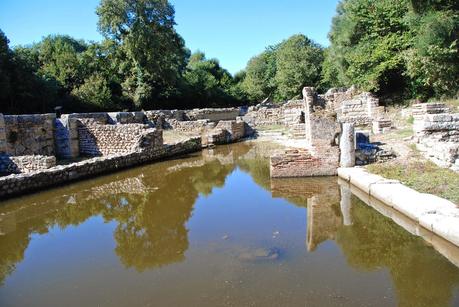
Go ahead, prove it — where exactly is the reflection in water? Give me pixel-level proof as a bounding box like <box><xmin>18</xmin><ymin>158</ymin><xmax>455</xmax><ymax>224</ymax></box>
<box><xmin>0</xmin><ymin>142</ymin><xmax>459</xmax><ymax>306</ymax></box>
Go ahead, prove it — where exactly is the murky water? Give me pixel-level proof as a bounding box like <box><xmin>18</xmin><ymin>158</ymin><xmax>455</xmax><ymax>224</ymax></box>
<box><xmin>1</xmin><ymin>142</ymin><xmax>459</xmax><ymax>307</ymax></box>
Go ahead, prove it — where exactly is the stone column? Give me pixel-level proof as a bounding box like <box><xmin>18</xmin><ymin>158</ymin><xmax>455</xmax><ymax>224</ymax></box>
<box><xmin>0</xmin><ymin>114</ymin><xmax>6</xmax><ymax>153</ymax></box>
<box><xmin>340</xmin><ymin>185</ymin><xmax>353</xmax><ymax>226</ymax></box>
<box><xmin>339</xmin><ymin>123</ymin><xmax>355</xmax><ymax>167</ymax></box>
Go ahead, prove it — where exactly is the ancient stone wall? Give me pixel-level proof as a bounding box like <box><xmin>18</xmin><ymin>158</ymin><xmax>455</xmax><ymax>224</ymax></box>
<box><xmin>3</xmin><ymin>114</ymin><xmax>56</xmax><ymax>156</ymax></box>
<box><xmin>413</xmin><ymin>103</ymin><xmax>459</xmax><ymax>170</ymax></box>
<box><xmin>185</xmin><ymin>108</ymin><xmax>240</xmax><ymax>122</ymax></box>
<box><xmin>54</xmin><ymin>116</ymin><xmax>80</xmax><ymax>159</ymax></box>
<box><xmin>0</xmin><ymin>137</ymin><xmax>201</xmax><ymax>198</ymax></box>
<box><xmin>108</xmin><ymin>112</ymin><xmax>146</xmax><ymax>124</ymax></box>
<box><xmin>270</xmin><ymin>87</ymin><xmax>341</xmax><ymax>178</ymax></box>
<box><xmin>78</xmin><ymin>122</ymin><xmax>163</xmax><ymax>156</ymax></box>
<box><xmin>165</xmin><ymin>119</ymin><xmax>212</xmax><ymax>134</ymax></box>
<box><xmin>270</xmin><ymin>148</ymin><xmax>339</xmax><ymax>178</ymax></box>
<box><xmin>242</xmin><ymin>99</ymin><xmax>306</xmax><ymax>129</ymax></box>
<box><xmin>337</xmin><ymin>93</ymin><xmax>383</xmax><ymax>126</ymax></box>
<box><xmin>215</xmin><ymin>120</ymin><xmax>245</xmax><ymax>141</ymax></box>
<box><xmin>0</xmin><ymin>154</ymin><xmax>56</xmax><ymax>175</ymax></box>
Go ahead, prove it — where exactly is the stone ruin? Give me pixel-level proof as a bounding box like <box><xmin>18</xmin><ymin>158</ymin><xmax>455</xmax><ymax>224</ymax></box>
<box><xmin>270</xmin><ymin>87</ymin><xmax>341</xmax><ymax>178</ymax></box>
<box><xmin>0</xmin><ymin>107</ymin><xmax>249</xmax><ymax>177</ymax></box>
<box><xmin>269</xmin><ymin>86</ymin><xmax>393</xmax><ymax>178</ymax></box>
<box><xmin>243</xmin><ymin>85</ymin><xmax>391</xmax><ymax>140</ymax></box>
<box><xmin>413</xmin><ymin>103</ymin><xmax>459</xmax><ymax>171</ymax></box>
<box><xmin>0</xmin><ymin>85</ymin><xmax>393</xmax><ymax>180</ymax></box>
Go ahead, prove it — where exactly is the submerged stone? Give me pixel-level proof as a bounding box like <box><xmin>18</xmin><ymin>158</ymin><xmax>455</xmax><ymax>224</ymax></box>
<box><xmin>238</xmin><ymin>247</ymin><xmax>281</xmax><ymax>261</ymax></box>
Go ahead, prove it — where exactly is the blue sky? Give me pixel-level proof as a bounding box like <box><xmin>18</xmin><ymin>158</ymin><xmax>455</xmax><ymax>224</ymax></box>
<box><xmin>0</xmin><ymin>0</ymin><xmax>340</xmax><ymax>74</ymax></box>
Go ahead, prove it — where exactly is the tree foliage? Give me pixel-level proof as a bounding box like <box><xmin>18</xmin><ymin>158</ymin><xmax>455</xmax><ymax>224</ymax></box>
<box><xmin>96</xmin><ymin>0</ymin><xmax>189</xmax><ymax>108</ymax></box>
<box><xmin>242</xmin><ymin>34</ymin><xmax>323</xmax><ymax>102</ymax></box>
<box><xmin>325</xmin><ymin>0</ymin><xmax>459</xmax><ymax>100</ymax></box>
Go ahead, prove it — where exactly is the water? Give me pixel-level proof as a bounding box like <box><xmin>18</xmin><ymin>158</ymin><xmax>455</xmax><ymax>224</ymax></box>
<box><xmin>0</xmin><ymin>142</ymin><xmax>459</xmax><ymax>307</ymax></box>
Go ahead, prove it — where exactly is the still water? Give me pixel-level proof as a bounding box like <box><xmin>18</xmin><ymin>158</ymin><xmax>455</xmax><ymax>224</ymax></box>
<box><xmin>1</xmin><ymin>142</ymin><xmax>459</xmax><ymax>307</ymax></box>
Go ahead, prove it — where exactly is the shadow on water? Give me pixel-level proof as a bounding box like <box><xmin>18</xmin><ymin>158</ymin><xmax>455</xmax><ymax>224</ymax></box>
<box><xmin>0</xmin><ymin>141</ymin><xmax>459</xmax><ymax>306</ymax></box>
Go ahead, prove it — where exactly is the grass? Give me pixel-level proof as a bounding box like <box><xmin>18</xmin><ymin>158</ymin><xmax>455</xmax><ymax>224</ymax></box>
<box><xmin>367</xmin><ymin>160</ymin><xmax>459</xmax><ymax>205</ymax></box>
<box><xmin>391</xmin><ymin>127</ymin><xmax>413</xmax><ymax>140</ymax></box>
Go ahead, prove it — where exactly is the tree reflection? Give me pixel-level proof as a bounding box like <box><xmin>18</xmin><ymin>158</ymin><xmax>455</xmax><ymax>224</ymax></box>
<box><xmin>0</xmin><ymin>146</ymin><xmax>241</xmax><ymax>282</ymax></box>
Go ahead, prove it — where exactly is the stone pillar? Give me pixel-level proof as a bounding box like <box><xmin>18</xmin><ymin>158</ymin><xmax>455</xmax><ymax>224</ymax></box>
<box><xmin>340</xmin><ymin>185</ymin><xmax>353</xmax><ymax>226</ymax></box>
<box><xmin>0</xmin><ymin>114</ymin><xmax>6</xmax><ymax>153</ymax></box>
<box><xmin>302</xmin><ymin>87</ymin><xmax>315</xmax><ymax>147</ymax></box>
<box><xmin>54</xmin><ymin>115</ymin><xmax>80</xmax><ymax>159</ymax></box>
<box><xmin>339</xmin><ymin>123</ymin><xmax>355</xmax><ymax>167</ymax></box>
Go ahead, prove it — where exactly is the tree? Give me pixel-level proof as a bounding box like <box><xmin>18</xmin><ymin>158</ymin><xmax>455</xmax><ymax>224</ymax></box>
<box><xmin>325</xmin><ymin>0</ymin><xmax>459</xmax><ymax>100</ymax></box>
<box><xmin>182</xmin><ymin>51</ymin><xmax>239</xmax><ymax>108</ymax></box>
<box><xmin>35</xmin><ymin>35</ymin><xmax>88</xmax><ymax>91</ymax></box>
<box><xmin>71</xmin><ymin>74</ymin><xmax>113</xmax><ymax>109</ymax></box>
<box><xmin>242</xmin><ymin>47</ymin><xmax>277</xmax><ymax>102</ymax></box>
<box><xmin>404</xmin><ymin>9</ymin><xmax>459</xmax><ymax>99</ymax></box>
<box><xmin>325</xmin><ymin>0</ymin><xmax>410</xmax><ymax>96</ymax></box>
<box><xmin>275</xmin><ymin>34</ymin><xmax>324</xmax><ymax>100</ymax></box>
<box><xmin>96</xmin><ymin>0</ymin><xmax>188</xmax><ymax>108</ymax></box>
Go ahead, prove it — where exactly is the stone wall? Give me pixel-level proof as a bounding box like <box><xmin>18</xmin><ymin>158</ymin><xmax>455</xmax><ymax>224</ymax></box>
<box><xmin>0</xmin><ymin>154</ymin><xmax>56</xmax><ymax>175</ymax></box>
<box><xmin>185</xmin><ymin>108</ymin><xmax>240</xmax><ymax>122</ymax></box>
<box><xmin>270</xmin><ymin>148</ymin><xmax>339</xmax><ymax>178</ymax></box>
<box><xmin>215</xmin><ymin>120</ymin><xmax>245</xmax><ymax>141</ymax></box>
<box><xmin>338</xmin><ymin>92</ymin><xmax>383</xmax><ymax>126</ymax></box>
<box><xmin>242</xmin><ymin>99</ymin><xmax>306</xmax><ymax>129</ymax></box>
<box><xmin>3</xmin><ymin>114</ymin><xmax>56</xmax><ymax>156</ymax></box>
<box><xmin>0</xmin><ymin>137</ymin><xmax>201</xmax><ymax>198</ymax></box>
<box><xmin>55</xmin><ymin>116</ymin><xmax>80</xmax><ymax>159</ymax></box>
<box><xmin>413</xmin><ymin>103</ymin><xmax>459</xmax><ymax>170</ymax></box>
<box><xmin>78</xmin><ymin>122</ymin><xmax>163</xmax><ymax>156</ymax></box>
<box><xmin>165</xmin><ymin>119</ymin><xmax>212</xmax><ymax>134</ymax></box>
<box><xmin>270</xmin><ymin>87</ymin><xmax>341</xmax><ymax>178</ymax></box>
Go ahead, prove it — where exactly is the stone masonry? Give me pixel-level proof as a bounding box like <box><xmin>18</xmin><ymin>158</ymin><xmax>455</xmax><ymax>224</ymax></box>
<box><xmin>3</xmin><ymin>114</ymin><xmax>56</xmax><ymax>156</ymax></box>
<box><xmin>270</xmin><ymin>87</ymin><xmax>341</xmax><ymax>178</ymax></box>
<box><xmin>0</xmin><ymin>137</ymin><xmax>201</xmax><ymax>198</ymax></box>
<box><xmin>78</xmin><ymin>122</ymin><xmax>163</xmax><ymax>156</ymax></box>
<box><xmin>0</xmin><ymin>154</ymin><xmax>56</xmax><ymax>175</ymax></box>
<box><xmin>413</xmin><ymin>103</ymin><xmax>459</xmax><ymax>171</ymax></box>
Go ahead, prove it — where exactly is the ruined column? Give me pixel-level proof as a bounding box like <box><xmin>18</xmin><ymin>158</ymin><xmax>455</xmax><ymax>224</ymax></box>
<box><xmin>340</xmin><ymin>185</ymin><xmax>353</xmax><ymax>226</ymax></box>
<box><xmin>339</xmin><ymin>123</ymin><xmax>355</xmax><ymax>167</ymax></box>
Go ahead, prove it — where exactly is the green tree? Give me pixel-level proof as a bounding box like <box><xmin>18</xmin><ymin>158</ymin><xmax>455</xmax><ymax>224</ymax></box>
<box><xmin>275</xmin><ymin>34</ymin><xmax>324</xmax><ymax>100</ymax></box>
<box><xmin>71</xmin><ymin>74</ymin><xmax>113</xmax><ymax>109</ymax></box>
<box><xmin>35</xmin><ymin>35</ymin><xmax>88</xmax><ymax>91</ymax></box>
<box><xmin>404</xmin><ymin>9</ymin><xmax>459</xmax><ymax>99</ymax></box>
<box><xmin>242</xmin><ymin>47</ymin><xmax>277</xmax><ymax>102</ymax></box>
<box><xmin>96</xmin><ymin>0</ymin><xmax>188</xmax><ymax>108</ymax></box>
<box><xmin>326</xmin><ymin>0</ymin><xmax>410</xmax><ymax>96</ymax></box>
<box><xmin>325</xmin><ymin>0</ymin><xmax>459</xmax><ymax>100</ymax></box>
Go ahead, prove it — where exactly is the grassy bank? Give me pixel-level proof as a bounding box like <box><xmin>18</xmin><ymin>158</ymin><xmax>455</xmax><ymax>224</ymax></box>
<box><xmin>367</xmin><ymin>160</ymin><xmax>459</xmax><ymax>205</ymax></box>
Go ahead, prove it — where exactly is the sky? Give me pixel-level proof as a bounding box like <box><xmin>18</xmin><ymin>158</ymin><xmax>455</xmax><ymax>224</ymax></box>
<box><xmin>0</xmin><ymin>0</ymin><xmax>340</xmax><ymax>74</ymax></box>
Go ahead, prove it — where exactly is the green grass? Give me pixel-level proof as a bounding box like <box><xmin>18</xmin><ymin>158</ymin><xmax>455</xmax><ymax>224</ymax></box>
<box><xmin>367</xmin><ymin>161</ymin><xmax>459</xmax><ymax>205</ymax></box>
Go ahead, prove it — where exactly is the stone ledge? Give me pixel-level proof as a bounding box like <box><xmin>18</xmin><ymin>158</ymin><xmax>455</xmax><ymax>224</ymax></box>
<box><xmin>338</xmin><ymin>167</ymin><xmax>459</xmax><ymax>247</ymax></box>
